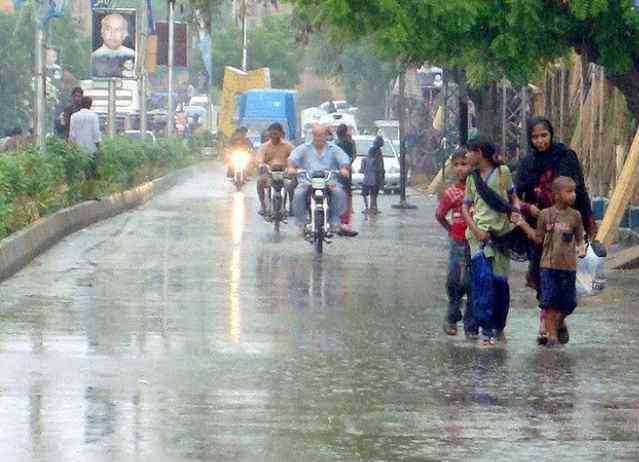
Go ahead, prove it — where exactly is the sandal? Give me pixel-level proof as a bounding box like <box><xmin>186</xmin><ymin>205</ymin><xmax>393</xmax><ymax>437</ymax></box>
<box><xmin>443</xmin><ymin>323</ymin><xmax>458</xmax><ymax>336</ymax></box>
<box><xmin>480</xmin><ymin>337</ymin><xmax>496</xmax><ymax>347</ymax></box>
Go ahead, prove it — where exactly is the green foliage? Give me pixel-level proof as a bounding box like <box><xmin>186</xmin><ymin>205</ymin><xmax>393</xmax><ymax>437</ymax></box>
<box><xmin>211</xmin><ymin>13</ymin><xmax>304</xmax><ymax>89</ymax></box>
<box><xmin>0</xmin><ymin>8</ymin><xmax>91</xmax><ymax>135</ymax></box>
<box><xmin>0</xmin><ymin>136</ymin><xmax>202</xmax><ymax>239</ymax></box>
<box><xmin>0</xmin><ymin>8</ymin><xmax>35</xmax><ymax>134</ymax></box>
<box><xmin>287</xmin><ymin>0</ymin><xmax>639</xmax><ymax>88</ymax></box>
<box><xmin>50</xmin><ymin>15</ymin><xmax>92</xmax><ymax>80</ymax></box>
<box><xmin>305</xmin><ymin>34</ymin><xmax>396</xmax><ymax>125</ymax></box>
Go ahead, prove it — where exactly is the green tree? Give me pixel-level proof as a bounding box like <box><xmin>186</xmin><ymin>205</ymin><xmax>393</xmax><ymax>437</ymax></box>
<box><xmin>305</xmin><ymin>34</ymin><xmax>396</xmax><ymax>126</ymax></box>
<box><xmin>210</xmin><ymin>13</ymin><xmax>303</xmax><ymax>89</ymax></box>
<box><xmin>287</xmin><ymin>0</ymin><xmax>639</xmax><ymax>119</ymax></box>
<box><xmin>0</xmin><ymin>7</ymin><xmax>34</xmax><ymax>135</ymax></box>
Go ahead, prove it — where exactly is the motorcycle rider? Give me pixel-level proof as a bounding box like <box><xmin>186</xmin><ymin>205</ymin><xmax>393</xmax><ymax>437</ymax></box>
<box><xmin>225</xmin><ymin>127</ymin><xmax>254</xmax><ymax>178</ymax></box>
<box><xmin>256</xmin><ymin>122</ymin><xmax>294</xmax><ymax>216</ymax></box>
<box><xmin>287</xmin><ymin>124</ymin><xmax>351</xmax><ymax>237</ymax></box>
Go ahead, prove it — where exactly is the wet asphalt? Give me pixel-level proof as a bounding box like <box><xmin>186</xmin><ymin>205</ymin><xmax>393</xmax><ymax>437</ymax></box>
<box><xmin>0</xmin><ymin>162</ymin><xmax>638</xmax><ymax>461</ymax></box>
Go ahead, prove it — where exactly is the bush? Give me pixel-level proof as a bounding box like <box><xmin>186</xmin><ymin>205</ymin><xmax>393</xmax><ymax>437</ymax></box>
<box><xmin>0</xmin><ymin>136</ymin><xmax>204</xmax><ymax>240</ymax></box>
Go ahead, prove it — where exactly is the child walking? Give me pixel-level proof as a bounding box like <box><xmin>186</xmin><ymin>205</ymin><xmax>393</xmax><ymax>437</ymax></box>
<box><xmin>513</xmin><ymin>176</ymin><xmax>586</xmax><ymax>347</ymax></box>
<box><xmin>361</xmin><ymin>136</ymin><xmax>385</xmax><ymax>214</ymax></box>
<box><xmin>462</xmin><ymin>139</ymin><xmax>519</xmax><ymax>346</ymax></box>
<box><xmin>436</xmin><ymin>150</ymin><xmax>478</xmax><ymax>338</ymax></box>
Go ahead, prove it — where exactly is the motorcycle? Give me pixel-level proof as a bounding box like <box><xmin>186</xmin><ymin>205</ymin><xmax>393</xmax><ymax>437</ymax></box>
<box><xmin>298</xmin><ymin>169</ymin><xmax>337</xmax><ymax>254</ymax></box>
<box><xmin>263</xmin><ymin>165</ymin><xmax>288</xmax><ymax>233</ymax></box>
<box><xmin>231</xmin><ymin>149</ymin><xmax>250</xmax><ymax>191</ymax></box>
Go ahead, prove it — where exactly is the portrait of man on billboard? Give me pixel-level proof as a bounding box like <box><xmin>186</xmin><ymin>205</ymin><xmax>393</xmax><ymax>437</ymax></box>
<box><xmin>91</xmin><ymin>9</ymin><xmax>136</xmax><ymax>79</ymax></box>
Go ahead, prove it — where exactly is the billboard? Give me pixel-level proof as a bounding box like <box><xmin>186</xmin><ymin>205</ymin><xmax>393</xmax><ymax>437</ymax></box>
<box><xmin>155</xmin><ymin>21</ymin><xmax>188</xmax><ymax>67</ymax></box>
<box><xmin>91</xmin><ymin>8</ymin><xmax>136</xmax><ymax>79</ymax></box>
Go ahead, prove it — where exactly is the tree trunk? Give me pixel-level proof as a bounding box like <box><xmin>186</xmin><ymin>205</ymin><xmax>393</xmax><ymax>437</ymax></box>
<box><xmin>469</xmin><ymin>82</ymin><xmax>500</xmax><ymax>141</ymax></box>
<box><xmin>606</xmin><ymin>69</ymin><xmax>639</xmax><ymax>122</ymax></box>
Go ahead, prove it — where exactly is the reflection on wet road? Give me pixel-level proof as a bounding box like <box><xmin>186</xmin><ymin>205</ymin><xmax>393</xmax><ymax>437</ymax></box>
<box><xmin>0</xmin><ymin>162</ymin><xmax>638</xmax><ymax>461</ymax></box>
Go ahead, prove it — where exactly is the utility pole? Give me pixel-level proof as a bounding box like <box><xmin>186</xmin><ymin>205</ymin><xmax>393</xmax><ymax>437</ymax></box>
<box><xmin>34</xmin><ymin>1</ymin><xmax>47</xmax><ymax>148</ymax></box>
<box><xmin>139</xmin><ymin>0</ymin><xmax>148</xmax><ymax>139</ymax></box>
<box><xmin>392</xmin><ymin>68</ymin><xmax>417</xmax><ymax>210</ymax></box>
<box><xmin>108</xmin><ymin>79</ymin><xmax>117</xmax><ymax>136</ymax></box>
<box><xmin>241</xmin><ymin>0</ymin><xmax>248</xmax><ymax>71</ymax></box>
<box><xmin>520</xmin><ymin>84</ymin><xmax>528</xmax><ymax>153</ymax></box>
<box><xmin>457</xmin><ymin>69</ymin><xmax>468</xmax><ymax>146</ymax></box>
<box><xmin>167</xmin><ymin>0</ymin><xmax>176</xmax><ymax>137</ymax></box>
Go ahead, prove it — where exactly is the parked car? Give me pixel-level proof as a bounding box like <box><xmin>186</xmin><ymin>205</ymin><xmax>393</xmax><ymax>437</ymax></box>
<box><xmin>350</xmin><ymin>135</ymin><xmax>401</xmax><ymax>193</ymax></box>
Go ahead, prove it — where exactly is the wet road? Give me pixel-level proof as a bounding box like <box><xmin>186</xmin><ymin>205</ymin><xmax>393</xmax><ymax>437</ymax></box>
<box><xmin>1</xmin><ymin>162</ymin><xmax>638</xmax><ymax>461</ymax></box>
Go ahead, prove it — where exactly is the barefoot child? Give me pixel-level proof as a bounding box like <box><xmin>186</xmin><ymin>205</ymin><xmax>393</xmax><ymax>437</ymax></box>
<box><xmin>462</xmin><ymin>139</ymin><xmax>520</xmax><ymax>346</ymax></box>
<box><xmin>513</xmin><ymin>176</ymin><xmax>586</xmax><ymax>347</ymax></box>
<box><xmin>436</xmin><ymin>150</ymin><xmax>477</xmax><ymax>338</ymax></box>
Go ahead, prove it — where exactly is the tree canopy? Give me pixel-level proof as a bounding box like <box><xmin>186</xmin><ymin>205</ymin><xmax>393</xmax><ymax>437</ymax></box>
<box><xmin>287</xmin><ymin>0</ymin><xmax>639</xmax><ymax>116</ymax></box>
<box><xmin>305</xmin><ymin>34</ymin><xmax>396</xmax><ymax>125</ymax></box>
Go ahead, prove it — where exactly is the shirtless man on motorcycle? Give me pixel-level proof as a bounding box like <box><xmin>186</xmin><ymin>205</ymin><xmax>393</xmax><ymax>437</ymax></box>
<box><xmin>256</xmin><ymin>123</ymin><xmax>294</xmax><ymax>216</ymax></box>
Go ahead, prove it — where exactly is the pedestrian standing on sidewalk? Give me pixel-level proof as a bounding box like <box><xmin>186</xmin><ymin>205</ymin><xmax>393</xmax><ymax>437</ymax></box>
<box><xmin>513</xmin><ymin>176</ymin><xmax>586</xmax><ymax>347</ymax></box>
<box><xmin>335</xmin><ymin>124</ymin><xmax>358</xmax><ymax>237</ymax></box>
<box><xmin>462</xmin><ymin>138</ymin><xmax>520</xmax><ymax>346</ymax></box>
<box><xmin>436</xmin><ymin>149</ymin><xmax>478</xmax><ymax>338</ymax></box>
<box><xmin>63</xmin><ymin>87</ymin><xmax>84</xmax><ymax>141</ymax></box>
<box><xmin>69</xmin><ymin>96</ymin><xmax>101</xmax><ymax>179</ymax></box>
<box><xmin>361</xmin><ymin>136</ymin><xmax>385</xmax><ymax>214</ymax></box>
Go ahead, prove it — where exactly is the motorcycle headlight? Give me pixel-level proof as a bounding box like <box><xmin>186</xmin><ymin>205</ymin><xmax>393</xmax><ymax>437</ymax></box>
<box><xmin>232</xmin><ymin>151</ymin><xmax>249</xmax><ymax>169</ymax></box>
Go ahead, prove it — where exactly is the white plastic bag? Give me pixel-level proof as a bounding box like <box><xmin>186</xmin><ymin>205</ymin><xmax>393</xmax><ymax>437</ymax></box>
<box><xmin>576</xmin><ymin>245</ymin><xmax>606</xmax><ymax>296</ymax></box>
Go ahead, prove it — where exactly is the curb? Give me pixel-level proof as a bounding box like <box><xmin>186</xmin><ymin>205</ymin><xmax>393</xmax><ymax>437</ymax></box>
<box><xmin>0</xmin><ymin>162</ymin><xmax>205</xmax><ymax>282</ymax></box>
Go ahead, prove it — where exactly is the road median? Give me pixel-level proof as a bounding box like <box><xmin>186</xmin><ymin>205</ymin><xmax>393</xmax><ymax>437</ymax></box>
<box><xmin>0</xmin><ymin>162</ymin><xmax>203</xmax><ymax>282</ymax></box>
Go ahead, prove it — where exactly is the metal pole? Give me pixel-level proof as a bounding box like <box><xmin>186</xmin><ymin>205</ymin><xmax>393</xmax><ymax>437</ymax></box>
<box><xmin>108</xmin><ymin>79</ymin><xmax>117</xmax><ymax>136</ymax></box>
<box><xmin>442</xmin><ymin>69</ymin><xmax>449</xmax><ymax>143</ymax></box>
<box><xmin>550</xmin><ymin>66</ymin><xmax>556</xmax><ymax>127</ymax></box>
<box><xmin>167</xmin><ymin>0</ymin><xmax>175</xmax><ymax>137</ymax></box>
<box><xmin>501</xmin><ymin>78</ymin><xmax>507</xmax><ymax>154</ymax></box>
<box><xmin>458</xmin><ymin>69</ymin><xmax>468</xmax><ymax>146</ymax></box>
<box><xmin>140</xmin><ymin>75</ymin><xmax>147</xmax><ymax>138</ymax></box>
<box><xmin>392</xmin><ymin>69</ymin><xmax>417</xmax><ymax>210</ymax></box>
<box><xmin>559</xmin><ymin>64</ymin><xmax>566</xmax><ymax>142</ymax></box>
<box><xmin>241</xmin><ymin>0</ymin><xmax>248</xmax><ymax>71</ymax></box>
<box><xmin>520</xmin><ymin>85</ymin><xmax>528</xmax><ymax>152</ymax></box>
<box><xmin>599</xmin><ymin>66</ymin><xmax>605</xmax><ymax>152</ymax></box>
<box><xmin>139</xmin><ymin>0</ymin><xmax>147</xmax><ymax>139</ymax></box>
<box><xmin>34</xmin><ymin>18</ymin><xmax>46</xmax><ymax>148</ymax></box>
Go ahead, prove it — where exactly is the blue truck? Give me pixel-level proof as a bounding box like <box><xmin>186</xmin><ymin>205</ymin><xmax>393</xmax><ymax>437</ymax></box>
<box><xmin>237</xmin><ymin>89</ymin><xmax>300</xmax><ymax>148</ymax></box>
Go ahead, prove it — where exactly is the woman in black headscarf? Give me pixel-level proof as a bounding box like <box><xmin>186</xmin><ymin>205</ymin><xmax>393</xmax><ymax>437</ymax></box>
<box><xmin>515</xmin><ymin>116</ymin><xmax>597</xmax><ymax>344</ymax></box>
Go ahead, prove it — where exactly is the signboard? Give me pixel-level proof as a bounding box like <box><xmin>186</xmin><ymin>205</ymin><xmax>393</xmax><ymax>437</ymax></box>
<box><xmin>91</xmin><ymin>8</ymin><xmax>137</xmax><ymax>79</ymax></box>
<box><xmin>155</xmin><ymin>21</ymin><xmax>188</xmax><ymax>67</ymax></box>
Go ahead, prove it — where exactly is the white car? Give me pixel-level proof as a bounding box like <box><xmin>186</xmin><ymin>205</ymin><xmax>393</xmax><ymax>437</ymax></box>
<box><xmin>350</xmin><ymin>135</ymin><xmax>401</xmax><ymax>193</ymax></box>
